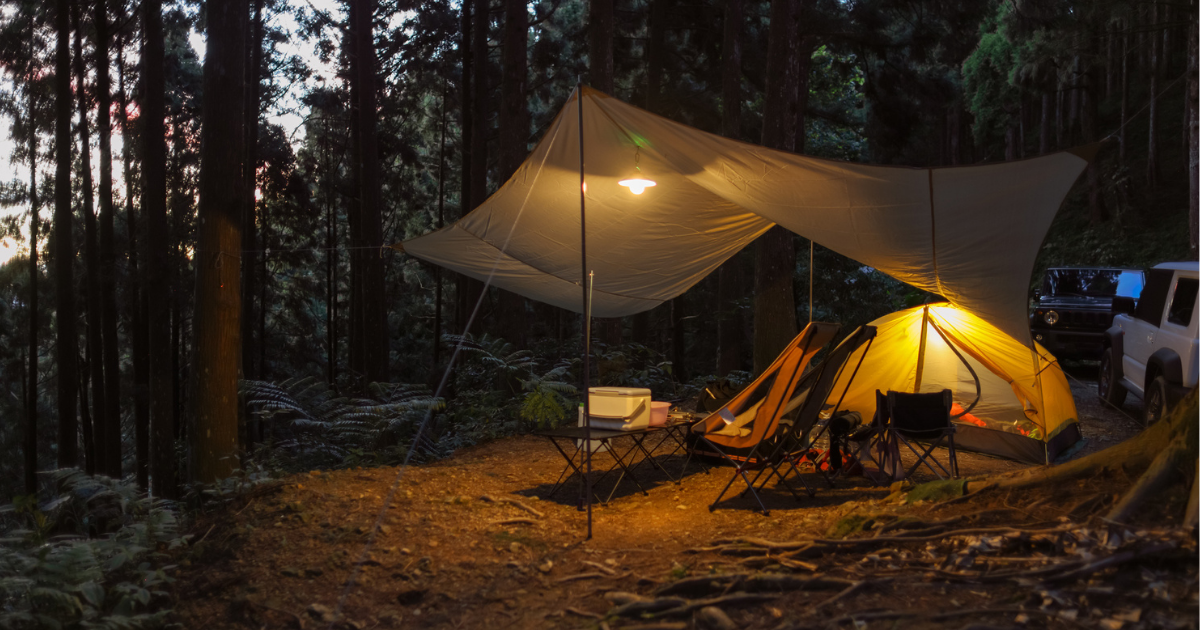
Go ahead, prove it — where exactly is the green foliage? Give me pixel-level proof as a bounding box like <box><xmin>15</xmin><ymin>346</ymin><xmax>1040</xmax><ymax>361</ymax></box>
<box><xmin>0</xmin><ymin>471</ymin><xmax>182</xmax><ymax>629</ymax></box>
<box><xmin>519</xmin><ymin>365</ymin><xmax>578</xmax><ymax>429</ymax></box>
<box><xmin>241</xmin><ymin>377</ymin><xmax>443</xmax><ymax>469</ymax></box>
<box><xmin>962</xmin><ymin>23</ymin><xmax>1018</xmax><ymax>147</ymax></box>
<box><xmin>594</xmin><ymin>342</ymin><xmax>678</xmax><ymax>396</ymax></box>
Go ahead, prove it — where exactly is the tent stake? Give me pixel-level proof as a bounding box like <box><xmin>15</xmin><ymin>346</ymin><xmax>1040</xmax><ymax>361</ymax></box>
<box><xmin>577</xmin><ymin>83</ymin><xmax>593</xmax><ymax>539</ymax></box>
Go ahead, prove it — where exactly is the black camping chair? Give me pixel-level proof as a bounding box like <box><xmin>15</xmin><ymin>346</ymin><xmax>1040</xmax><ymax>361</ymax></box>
<box><xmin>882</xmin><ymin>389</ymin><xmax>960</xmax><ymax>480</ymax></box>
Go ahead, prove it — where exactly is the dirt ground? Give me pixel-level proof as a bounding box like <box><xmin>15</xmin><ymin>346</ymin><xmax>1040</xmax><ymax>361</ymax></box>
<box><xmin>174</xmin><ymin>371</ymin><xmax>1197</xmax><ymax>630</ymax></box>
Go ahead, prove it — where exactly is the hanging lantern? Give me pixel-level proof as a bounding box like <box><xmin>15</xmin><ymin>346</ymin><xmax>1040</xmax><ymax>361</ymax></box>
<box><xmin>618</xmin><ymin>145</ymin><xmax>656</xmax><ymax>194</ymax></box>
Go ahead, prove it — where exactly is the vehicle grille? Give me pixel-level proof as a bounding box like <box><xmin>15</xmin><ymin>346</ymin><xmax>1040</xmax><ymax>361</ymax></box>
<box><xmin>1060</xmin><ymin>311</ymin><xmax>1112</xmax><ymax>329</ymax></box>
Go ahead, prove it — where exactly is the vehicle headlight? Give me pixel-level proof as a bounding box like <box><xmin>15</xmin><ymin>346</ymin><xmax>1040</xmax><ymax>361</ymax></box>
<box><xmin>1044</xmin><ymin>310</ymin><xmax>1059</xmax><ymax>325</ymax></box>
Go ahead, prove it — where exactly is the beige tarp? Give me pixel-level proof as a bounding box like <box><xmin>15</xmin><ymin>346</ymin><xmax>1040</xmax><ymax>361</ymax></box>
<box><xmin>400</xmin><ymin>87</ymin><xmax>1091</xmax><ymax>346</ymax></box>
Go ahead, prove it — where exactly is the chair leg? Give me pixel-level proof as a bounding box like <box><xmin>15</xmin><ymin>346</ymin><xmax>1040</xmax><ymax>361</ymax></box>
<box><xmin>898</xmin><ymin>435</ymin><xmax>953</xmax><ymax>480</ymax></box>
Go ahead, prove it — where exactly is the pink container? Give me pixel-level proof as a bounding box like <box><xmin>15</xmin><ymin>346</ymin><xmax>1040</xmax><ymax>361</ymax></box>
<box><xmin>649</xmin><ymin>401</ymin><xmax>671</xmax><ymax>427</ymax></box>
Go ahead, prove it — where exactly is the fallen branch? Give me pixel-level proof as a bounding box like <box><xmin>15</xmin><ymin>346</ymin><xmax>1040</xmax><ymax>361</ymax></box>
<box><xmin>648</xmin><ymin>593</ymin><xmax>780</xmax><ymax>619</ymax></box>
<box><xmin>656</xmin><ymin>573</ymin><xmax>853</xmax><ymax>598</ymax></box>
<box><xmin>1041</xmin><ymin>542</ymin><xmax>1179</xmax><ymax>583</ymax></box>
<box><xmin>812</xmin><ymin>524</ymin><xmax>1075</xmax><ymax>546</ymax></box>
<box><xmin>930</xmin><ymin>482</ymin><xmax>996</xmax><ymax>509</ymax></box>
<box><xmin>480</xmin><ymin>494</ymin><xmax>545</xmax><ymax>518</ymax></box>
<box><xmin>929</xmin><ymin>606</ymin><xmax>1089</xmax><ymax>629</ymax></box>
<box><xmin>812</xmin><ymin>578</ymin><xmax>886</xmax><ymax>611</ymax></box>
<box><xmin>491</xmin><ymin>517</ymin><xmax>537</xmax><ymax>526</ymax></box>
<box><xmin>738</xmin><ymin>555</ymin><xmax>819</xmax><ymax>572</ymax></box>
<box><xmin>557</xmin><ymin>572</ymin><xmax>607</xmax><ymax>583</ymax></box>
<box><xmin>1108</xmin><ymin>438</ymin><xmax>1193</xmax><ymax>523</ymax></box>
<box><xmin>564</xmin><ymin>607</ymin><xmax>602</xmax><ymax>619</ymax></box>
<box><xmin>582</xmin><ymin>560</ymin><xmax>619</xmax><ymax>575</ymax></box>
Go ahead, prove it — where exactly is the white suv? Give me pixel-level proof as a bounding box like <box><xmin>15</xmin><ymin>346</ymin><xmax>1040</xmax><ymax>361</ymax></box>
<box><xmin>1099</xmin><ymin>261</ymin><xmax>1199</xmax><ymax>424</ymax></box>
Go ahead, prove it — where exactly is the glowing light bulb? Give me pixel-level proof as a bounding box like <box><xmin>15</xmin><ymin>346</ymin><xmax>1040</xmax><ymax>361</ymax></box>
<box><xmin>618</xmin><ymin>178</ymin><xmax>657</xmax><ymax>194</ymax></box>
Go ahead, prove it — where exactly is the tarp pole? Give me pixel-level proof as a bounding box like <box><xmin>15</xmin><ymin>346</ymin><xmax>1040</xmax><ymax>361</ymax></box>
<box><xmin>808</xmin><ymin>240</ymin><xmax>814</xmax><ymax>324</ymax></box>
<box><xmin>577</xmin><ymin>84</ymin><xmax>593</xmax><ymax>539</ymax></box>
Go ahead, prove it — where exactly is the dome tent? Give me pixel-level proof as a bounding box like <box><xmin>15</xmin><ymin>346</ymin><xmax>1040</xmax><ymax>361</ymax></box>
<box><xmin>830</xmin><ymin>303</ymin><xmax>1081</xmax><ymax>464</ymax></box>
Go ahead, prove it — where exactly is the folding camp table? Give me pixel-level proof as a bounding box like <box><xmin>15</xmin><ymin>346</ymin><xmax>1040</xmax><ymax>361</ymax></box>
<box><xmin>537</xmin><ymin>421</ymin><xmax>697</xmax><ymax>504</ymax></box>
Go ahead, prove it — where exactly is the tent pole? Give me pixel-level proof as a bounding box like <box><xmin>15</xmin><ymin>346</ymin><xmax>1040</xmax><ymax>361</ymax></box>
<box><xmin>577</xmin><ymin>83</ymin><xmax>593</xmax><ymax>539</ymax></box>
<box><xmin>913</xmin><ymin>305</ymin><xmax>930</xmax><ymax>392</ymax></box>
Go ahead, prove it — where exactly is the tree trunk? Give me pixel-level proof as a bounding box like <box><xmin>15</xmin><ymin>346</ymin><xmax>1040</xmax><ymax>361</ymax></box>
<box><xmin>456</xmin><ymin>0</ymin><xmax>473</xmax><ymax>343</ymax></box>
<box><xmin>671</xmin><ymin>297</ymin><xmax>687</xmax><ymax>382</ymax></box>
<box><xmin>194</xmin><ymin>0</ymin><xmax>246</xmax><ymax>483</ymax></box>
<box><xmin>54</xmin><ymin>0</ymin><xmax>79</xmax><ymax>469</ymax></box>
<box><xmin>588</xmin><ymin>0</ymin><xmax>614</xmax><ymax>92</ymax></box>
<box><xmin>591</xmin><ymin>0</ymin><xmax>621</xmax><ymax>361</ymax></box>
<box><xmin>433</xmin><ymin>83</ymin><xmax>448</xmax><ymax>376</ymax></box>
<box><xmin>323</xmin><ymin>124</ymin><xmax>338</xmax><ymax>385</ymax></box>
<box><xmin>94</xmin><ymin>0</ymin><xmax>121</xmax><ymax>479</ymax></box>
<box><xmin>1120</xmin><ymin>20</ymin><xmax>1128</xmax><ymax>165</ymax></box>
<box><xmin>1081</xmin><ymin>38</ymin><xmax>1107</xmax><ymax>225</ymax></box>
<box><xmin>716</xmin><ymin>0</ymin><xmax>745</xmax><ymax>376</ymax></box>
<box><xmin>753</xmin><ymin>0</ymin><xmax>800</xmax><ymax>374</ymax></box>
<box><xmin>347</xmin><ymin>9</ymin><xmax>362</xmax><ymax>380</ymax></box>
<box><xmin>1039</xmin><ymin>91</ymin><xmax>1050</xmax><ymax>155</ymax></box>
<box><xmin>75</xmin><ymin>0</ymin><xmax>109</xmax><ymax>477</ymax></box>
<box><xmin>118</xmin><ymin>39</ymin><xmax>149</xmax><ymax>490</ymax></box>
<box><xmin>1188</xmin><ymin>3</ymin><xmax>1198</xmax><ymax>258</ymax></box>
<box><xmin>1066</xmin><ymin>55</ymin><xmax>1080</xmax><ymax>145</ymax></box>
<box><xmin>242</xmin><ymin>0</ymin><xmax>264</xmax><ymax>383</ymax></box>
<box><xmin>1161</xmin><ymin>3</ymin><xmax>1170</xmax><ymax>77</ymax></box>
<box><xmin>349</xmin><ymin>0</ymin><xmax>388</xmax><ymax>381</ymax></box>
<box><xmin>496</xmin><ymin>0</ymin><xmax>530</xmax><ymax>348</ymax></box>
<box><xmin>994</xmin><ymin>390</ymin><xmax>1198</xmax><ymax>527</ymax></box>
<box><xmin>1106</xmin><ymin>21</ymin><xmax>1114</xmax><ymax>98</ymax></box>
<box><xmin>26</xmin><ymin>54</ymin><xmax>39</xmax><ymax>494</ymax></box>
<box><xmin>1146</xmin><ymin>1</ymin><xmax>1160</xmax><ymax>191</ymax></box>
<box><xmin>459</xmin><ymin>0</ymin><xmax>489</xmax><ymax>334</ymax></box>
<box><xmin>79</xmin><ymin>362</ymin><xmax>94</xmax><ymax>474</ymax></box>
<box><xmin>1055</xmin><ymin>82</ymin><xmax>1063</xmax><ymax>149</ymax></box>
<box><xmin>143</xmin><ymin>0</ymin><xmax>175</xmax><ymax>496</ymax></box>
<box><xmin>948</xmin><ymin>106</ymin><xmax>962</xmax><ymax>165</ymax></box>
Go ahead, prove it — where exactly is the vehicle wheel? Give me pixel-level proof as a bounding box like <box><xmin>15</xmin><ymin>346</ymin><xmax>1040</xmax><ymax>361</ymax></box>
<box><xmin>1143</xmin><ymin>376</ymin><xmax>1170</xmax><ymax>426</ymax></box>
<box><xmin>1098</xmin><ymin>348</ymin><xmax>1127</xmax><ymax>407</ymax></box>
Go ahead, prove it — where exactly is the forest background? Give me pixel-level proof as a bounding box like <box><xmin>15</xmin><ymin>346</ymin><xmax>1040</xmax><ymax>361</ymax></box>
<box><xmin>0</xmin><ymin>0</ymin><xmax>1195</xmax><ymax>508</ymax></box>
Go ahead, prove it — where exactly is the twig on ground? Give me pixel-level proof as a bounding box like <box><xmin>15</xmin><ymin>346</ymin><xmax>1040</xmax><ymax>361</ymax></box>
<box><xmin>491</xmin><ymin>517</ymin><xmax>537</xmax><ymax>526</ymax></box>
<box><xmin>813</xmin><ymin>578</ymin><xmax>890</xmax><ymax>611</ymax></box>
<box><xmin>1041</xmin><ymin>542</ymin><xmax>1178</xmax><ymax>583</ymax></box>
<box><xmin>480</xmin><ymin>494</ymin><xmax>546</xmax><ymax>518</ymax></box>
<box><xmin>557</xmin><ymin>572</ymin><xmax>607</xmax><ymax>583</ymax></box>
<box><xmin>193</xmin><ymin>524</ymin><xmax>217</xmax><ymax>545</ymax></box>
<box><xmin>582</xmin><ymin>560</ymin><xmax>619</xmax><ymax>575</ymax></box>
<box><xmin>564</xmin><ymin>607</ymin><xmax>602</xmax><ymax>619</ymax></box>
<box><xmin>931</xmin><ymin>482</ymin><xmax>996</xmax><ymax>509</ymax></box>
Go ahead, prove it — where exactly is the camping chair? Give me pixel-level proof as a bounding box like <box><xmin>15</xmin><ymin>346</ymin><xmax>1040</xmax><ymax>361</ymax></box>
<box><xmin>751</xmin><ymin>325</ymin><xmax>878</xmax><ymax>498</ymax></box>
<box><xmin>689</xmin><ymin>322</ymin><xmax>840</xmax><ymax>514</ymax></box>
<box><xmin>882</xmin><ymin>389</ymin><xmax>960</xmax><ymax>479</ymax></box>
<box><xmin>694</xmin><ymin>324</ymin><xmax>877</xmax><ymax>515</ymax></box>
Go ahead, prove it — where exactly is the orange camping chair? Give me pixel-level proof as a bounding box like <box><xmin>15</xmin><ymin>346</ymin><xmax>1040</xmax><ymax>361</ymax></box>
<box><xmin>689</xmin><ymin>322</ymin><xmax>840</xmax><ymax>514</ymax></box>
<box><xmin>692</xmin><ymin>324</ymin><xmax>878</xmax><ymax>514</ymax></box>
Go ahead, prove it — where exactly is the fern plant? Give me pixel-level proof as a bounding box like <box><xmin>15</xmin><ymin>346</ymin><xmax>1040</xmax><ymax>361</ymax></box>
<box><xmin>0</xmin><ymin>470</ymin><xmax>181</xmax><ymax>629</ymax></box>
<box><xmin>519</xmin><ymin>364</ymin><xmax>578</xmax><ymax>429</ymax></box>
<box><xmin>240</xmin><ymin>377</ymin><xmax>444</xmax><ymax>469</ymax></box>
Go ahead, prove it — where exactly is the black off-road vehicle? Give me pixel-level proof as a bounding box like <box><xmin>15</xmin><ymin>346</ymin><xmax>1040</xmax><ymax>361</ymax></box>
<box><xmin>1031</xmin><ymin>267</ymin><xmax>1144</xmax><ymax>360</ymax></box>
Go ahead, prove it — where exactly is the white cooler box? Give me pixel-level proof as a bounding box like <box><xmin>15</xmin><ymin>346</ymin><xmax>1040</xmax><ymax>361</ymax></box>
<box><xmin>586</xmin><ymin>387</ymin><xmax>652</xmax><ymax>431</ymax></box>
